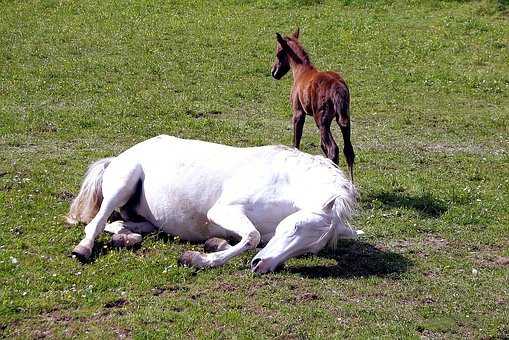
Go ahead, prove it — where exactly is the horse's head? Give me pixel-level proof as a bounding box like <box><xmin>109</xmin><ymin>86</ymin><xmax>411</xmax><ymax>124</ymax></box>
<box><xmin>250</xmin><ymin>210</ymin><xmax>332</xmax><ymax>274</ymax></box>
<box><xmin>271</xmin><ymin>29</ymin><xmax>300</xmax><ymax>80</ymax></box>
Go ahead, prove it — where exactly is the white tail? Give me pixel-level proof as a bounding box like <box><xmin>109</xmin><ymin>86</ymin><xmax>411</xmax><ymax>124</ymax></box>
<box><xmin>66</xmin><ymin>158</ymin><xmax>113</xmax><ymax>225</ymax></box>
<box><xmin>328</xmin><ymin>182</ymin><xmax>362</xmax><ymax>249</ymax></box>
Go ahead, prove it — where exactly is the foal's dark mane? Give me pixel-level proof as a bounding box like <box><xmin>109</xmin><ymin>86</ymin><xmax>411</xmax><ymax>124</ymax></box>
<box><xmin>286</xmin><ymin>37</ymin><xmax>311</xmax><ymax>65</ymax></box>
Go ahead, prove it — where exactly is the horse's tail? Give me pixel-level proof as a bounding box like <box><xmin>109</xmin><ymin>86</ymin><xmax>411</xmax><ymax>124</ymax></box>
<box><xmin>332</xmin><ymin>82</ymin><xmax>350</xmax><ymax>127</ymax></box>
<box><xmin>328</xmin><ymin>181</ymin><xmax>363</xmax><ymax>249</ymax></box>
<box><xmin>66</xmin><ymin>157</ymin><xmax>114</xmax><ymax>225</ymax></box>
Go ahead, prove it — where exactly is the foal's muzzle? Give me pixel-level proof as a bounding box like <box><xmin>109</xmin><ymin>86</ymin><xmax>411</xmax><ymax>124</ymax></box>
<box><xmin>271</xmin><ymin>66</ymin><xmax>282</xmax><ymax>80</ymax></box>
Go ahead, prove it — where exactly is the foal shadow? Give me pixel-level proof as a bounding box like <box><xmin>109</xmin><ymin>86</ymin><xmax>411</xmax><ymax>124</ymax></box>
<box><xmin>363</xmin><ymin>190</ymin><xmax>447</xmax><ymax>218</ymax></box>
<box><xmin>287</xmin><ymin>240</ymin><xmax>412</xmax><ymax>279</ymax></box>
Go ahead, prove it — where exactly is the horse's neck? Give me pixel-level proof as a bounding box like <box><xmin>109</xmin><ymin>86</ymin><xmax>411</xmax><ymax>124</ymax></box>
<box><xmin>291</xmin><ymin>63</ymin><xmax>315</xmax><ymax>82</ymax></box>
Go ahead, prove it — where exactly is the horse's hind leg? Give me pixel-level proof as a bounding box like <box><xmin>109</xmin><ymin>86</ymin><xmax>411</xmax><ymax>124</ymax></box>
<box><xmin>72</xmin><ymin>164</ymin><xmax>141</xmax><ymax>261</ymax></box>
<box><xmin>204</xmin><ymin>237</ymin><xmax>232</xmax><ymax>253</ymax></box>
<box><xmin>104</xmin><ymin>220</ymin><xmax>155</xmax><ymax>248</ymax></box>
<box><xmin>178</xmin><ymin>204</ymin><xmax>260</xmax><ymax>268</ymax></box>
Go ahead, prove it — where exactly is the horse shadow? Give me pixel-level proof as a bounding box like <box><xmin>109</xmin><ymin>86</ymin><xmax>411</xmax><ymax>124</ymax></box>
<box><xmin>77</xmin><ymin>237</ymin><xmax>411</xmax><ymax>279</ymax></box>
<box><xmin>362</xmin><ymin>190</ymin><xmax>447</xmax><ymax>218</ymax></box>
<box><xmin>287</xmin><ymin>240</ymin><xmax>412</xmax><ymax>279</ymax></box>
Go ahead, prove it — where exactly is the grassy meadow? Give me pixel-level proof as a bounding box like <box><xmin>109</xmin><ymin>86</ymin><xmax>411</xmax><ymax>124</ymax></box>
<box><xmin>1</xmin><ymin>0</ymin><xmax>508</xmax><ymax>338</ymax></box>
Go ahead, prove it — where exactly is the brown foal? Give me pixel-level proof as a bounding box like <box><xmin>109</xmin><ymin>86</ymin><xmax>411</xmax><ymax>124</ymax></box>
<box><xmin>271</xmin><ymin>29</ymin><xmax>355</xmax><ymax>182</ymax></box>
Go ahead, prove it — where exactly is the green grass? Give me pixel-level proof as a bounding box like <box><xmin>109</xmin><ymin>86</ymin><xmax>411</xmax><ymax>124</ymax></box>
<box><xmin>1</xmin><ymin>0</ymin><xmax>508</xmax><ymax>338</ymax></box>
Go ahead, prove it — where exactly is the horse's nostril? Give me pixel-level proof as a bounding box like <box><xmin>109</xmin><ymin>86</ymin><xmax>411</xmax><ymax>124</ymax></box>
<box><xmin>271</xmin><ymin>68</ymin><xmax>277</xmax><ymax>78</ymax></box>
<box><xmin>251</xmin><ymin>257</ymin><xmax>262</xmax><ymax>268</ymax></box>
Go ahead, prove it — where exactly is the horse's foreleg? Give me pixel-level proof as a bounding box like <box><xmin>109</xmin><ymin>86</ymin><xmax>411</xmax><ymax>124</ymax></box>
<box><xmin>292</xmin><ymin>110</ymin><xmax>306</xmax><ymax>149</ymax></box>
<box><xmin>178</xmin><ymin>205</ymin><xmax>260</xmax><ymax>269</ymax></box>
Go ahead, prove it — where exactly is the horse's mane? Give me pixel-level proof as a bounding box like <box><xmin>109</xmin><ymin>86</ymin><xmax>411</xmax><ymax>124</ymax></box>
<box><xmin>286</xmin><ymin>37</ymin><xmax>311</xmax><ymax>65</ymax></box>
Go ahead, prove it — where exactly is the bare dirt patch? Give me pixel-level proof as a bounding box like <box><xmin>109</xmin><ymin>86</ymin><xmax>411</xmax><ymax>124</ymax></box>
<box><xmin>151</xmin><ymin>287</ymin><xmax>166</xmax><ymax>296</ymax></box>
<box><xmin>296</xmin><ymin>292</ymin><xmax>320</xmax><ymax>303</ymax></box>
<box><xmin>473</xmin><ymin>253</ymin><xmax>509</xmax><ymax>269</ymax></box>
<box><xmin>493</xmin><ymin>256</ymin><xmax>509</xmax><ymax>266</ymax></box>
<box><xmin>216</xmin><ymin>282</ymin><xmax>237</xmax><ymax>292</ymax></box>
<box><xmin>104</xmin><ymin>298</ymin><xmax>128</xmax><ymax>309</ymax></box>
<box><xmin>9</xmin><ymin>308</ymin><xmax>134</xmax><ymax>339</ymax></box>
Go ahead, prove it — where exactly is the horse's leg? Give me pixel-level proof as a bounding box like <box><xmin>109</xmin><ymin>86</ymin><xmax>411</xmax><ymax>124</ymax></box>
<box><xmin>204</xmin><ymin>237</ymin><xmax>232</xmax><ymax>253</ymax></box>
<box><xmin>319</xmin><ymin>121</ymin><xmax>339</xmax><ymax>165</ymax></box>
<box><xmin>178</xmin><ymin>205</ymin><xmax>260</xmax><ymax>268</ymax></box>
<box><xmin>104</xmin><ymin>220</ymin><xmax>155</xmax><ymax>248</ymax></box>
<box><xmin>292</xmin><ymin>109</ymin><xmax>306</xmax><ymax>149</ymax></box>
<box><xmin>337</xmin><ymin>116</ymin><xmax>355</xmax><ymax>182</ymax></box>
<box><xmin>72</xmin><ymin>165</ymin><xmax>141</xmax><ymax>261</ymax></box>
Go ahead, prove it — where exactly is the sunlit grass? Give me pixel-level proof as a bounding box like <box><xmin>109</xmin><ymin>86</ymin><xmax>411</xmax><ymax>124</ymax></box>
<box><xmin>0</xmin><ymin>0</ymin><xmax>508</xmax><ymax>338</ymax></box>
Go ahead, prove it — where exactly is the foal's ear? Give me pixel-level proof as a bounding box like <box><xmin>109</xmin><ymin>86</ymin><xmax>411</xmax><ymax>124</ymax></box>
<box><xmin>276</xmin><ymin>32</ymin><xmax>285</xmax><ymax>45</ymax></box>
<box><xmin>276</xmin><ymin>33</ymin><xmax>290</xmax><ymax>51</ymax></box>
<box><xmin>292</xmin><ymin>28</ymin><xmax>300</xmax><ymax>39</ymax></box>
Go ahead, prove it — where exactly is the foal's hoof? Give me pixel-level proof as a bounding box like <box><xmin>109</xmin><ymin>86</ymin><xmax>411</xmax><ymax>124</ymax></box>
<box><xmin>177</xmin><ymin>251</ymin><xmax>203</xmax><ymax>268</ymax></box>
<box><xmin>71</xmin><ymin>244</ymin><xmax>92</xmax><ymax>262</ymax></box>
<box><xmin>111</xmin><ymin>233</ymin><xmax>143</xmax><ymax>248</ymax></box>
<box><xmin>204</xmin><ymin>237</ymin><xmax>230</xmax><ymax>253</ymax></box>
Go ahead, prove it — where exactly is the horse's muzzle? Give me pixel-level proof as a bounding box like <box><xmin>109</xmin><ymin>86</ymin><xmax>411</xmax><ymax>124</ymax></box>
<box><xmin>251</xmin><ymin>257</ymin><xmax>264</xmax><ymax>273</ymax></box>
<box><xmin>271</xmin><ymin>67</ymin><xmax>282</xmax><ymax>80</ymax></box>
<box><xmin>251</xmin><ymin>257</ymin><xmax>273</xmax><ymax>274</ymax></box>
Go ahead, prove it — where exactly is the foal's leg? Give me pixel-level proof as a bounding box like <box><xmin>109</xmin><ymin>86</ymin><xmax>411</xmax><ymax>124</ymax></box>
<box><xmin>72</xmin><ymin>165</ymin><xmax>141</xmax><ymax>260</ymax></box>
<box><xmin>336</xmin><ymin>116</ymin><xmax>355</xmax><ymax>182</ymax></box>
<box><xmin>292</xmin><ymin>109</ymin><xmax>306</xmax><ymax>149</ymax></box>
<box><xmin>318</xmin><ymin>121</ymin><xmax>340</xmax><ymax>165</ymax></box>
<box><xmin>178</xmin><ymin>205</ymin><xmax>260</xmax><ymax>268</ymax></box>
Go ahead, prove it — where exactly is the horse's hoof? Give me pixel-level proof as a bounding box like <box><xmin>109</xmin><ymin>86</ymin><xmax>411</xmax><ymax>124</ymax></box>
<box><xmin>204</xmin><ymin>237</ymin><xmax>230</xmax><ymax>253</ymax></box>
<box><xmin>111</xmin><ymin>233</ymin><xmax>143</xmax><ymax>248</ymax></box>
<box><xmin>177</xmin><ymin>251</ymin><xmax>202</xmax><ymax>267</ymax></box>
<box><xmin>72</xmin><ymin>244</ymin><xmax>92</xmax><ymax>262</ymax></box>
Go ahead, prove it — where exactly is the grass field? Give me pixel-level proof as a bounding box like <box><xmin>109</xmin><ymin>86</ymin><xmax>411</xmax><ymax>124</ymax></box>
<box><xmin>1</xmin><ymin>0</ymin><xmax>508</xmax><ymax>338</ymax></box>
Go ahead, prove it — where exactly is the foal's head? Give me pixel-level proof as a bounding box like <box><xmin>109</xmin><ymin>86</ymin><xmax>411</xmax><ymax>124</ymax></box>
<box><xmin>271</xmin><ymin>28</ymin><xmax>303</xmax><ymax>80</ymax></box>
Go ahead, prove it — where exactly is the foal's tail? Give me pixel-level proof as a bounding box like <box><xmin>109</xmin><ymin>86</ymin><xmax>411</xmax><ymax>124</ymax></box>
<box><xmin>66</xmin><ymin>157</ymin><xmax>114</xmax><ymax>225</ymax></box>
<box><xmin>328</xmin><ymin>181</ymin><xmax>363</xmax><ymax>249</ymax></box>
<box><xmin>332</xmin><ymin>82</ymin><xmax>350</xmax><ymax>127</ymax></box>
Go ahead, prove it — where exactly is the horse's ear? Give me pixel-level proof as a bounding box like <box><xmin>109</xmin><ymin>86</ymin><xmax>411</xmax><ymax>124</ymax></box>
<box><xmin>276</xmin><ymin>33</ymin><xmax>290</xmax><ymax>50</ymax></box>
<box><xmin>276</xmin><ymin>33</ymin><xmax>285</xmax><ymax>45</ymax></box>
<box><xmin>275</xmin><ymin>32</ymin><xmax>300</xmax><ymax>62</ymax></box>
<box><xmin>292</xmin><ymin>28</ymin><xmax>300</xmax><ymax>39</ymax></box>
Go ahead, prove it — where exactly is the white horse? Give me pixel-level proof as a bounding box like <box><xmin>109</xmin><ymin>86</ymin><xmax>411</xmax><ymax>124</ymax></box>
<box><xmin>68</xmin><ymin>135</ymin><xmax>362</xmax><ymax>273</ymax></box>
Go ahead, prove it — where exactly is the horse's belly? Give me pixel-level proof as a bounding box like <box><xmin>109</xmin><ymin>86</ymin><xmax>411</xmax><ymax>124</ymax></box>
<box><xmin>135</xmin><ymin>167</ymin><xmax>225</xmax><ymax>241</ymax></box>
<box><xmin>137</xmin><ymin>194</ymin><xmax>226</xmax><ymax>241</ymax></box>
<box><xmin>138</xmin><ymin>187</ymin><xmax>297</xmax><ymax>243</ymax></box>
